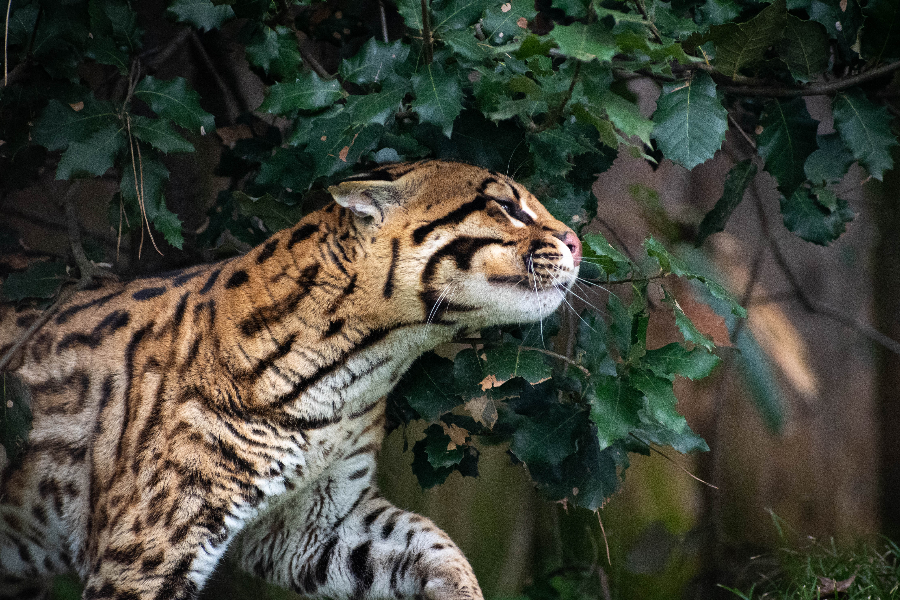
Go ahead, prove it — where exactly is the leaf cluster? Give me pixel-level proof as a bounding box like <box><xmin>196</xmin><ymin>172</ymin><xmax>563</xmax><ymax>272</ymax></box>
<box><xmin>2</xmin><ymin>0</ymin><xmax>898</xmax><ymax>510</ymax></box>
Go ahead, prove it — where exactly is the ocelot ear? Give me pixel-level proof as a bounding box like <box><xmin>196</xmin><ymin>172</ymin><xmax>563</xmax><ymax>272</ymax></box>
<box><xmin>328</xmin><ymin>179</ymin><xmax>409</xmax><ymax>224</ymax></box>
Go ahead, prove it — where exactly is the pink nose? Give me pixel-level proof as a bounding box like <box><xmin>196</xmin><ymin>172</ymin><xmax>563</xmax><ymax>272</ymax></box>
<box><xmin>559</xmin><ymin>231</ymin><xmax>582</xmax><ymax>266</ymax></box>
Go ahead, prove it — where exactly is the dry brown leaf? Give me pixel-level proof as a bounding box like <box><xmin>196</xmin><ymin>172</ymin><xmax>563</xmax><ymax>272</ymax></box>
<box><xmin>816</xmin><ymin>574</ymin><xmax>855</xmax><ymax>597</ymax></box>
<box><xmin>441</xmin><ymin>423</ymin><xmax>468</xmax><ymax>449</ymax></box>
<box><xmin>464</xmin><ymin>395</ymin><xmax>498</xmax><ymax>429</ymax></box>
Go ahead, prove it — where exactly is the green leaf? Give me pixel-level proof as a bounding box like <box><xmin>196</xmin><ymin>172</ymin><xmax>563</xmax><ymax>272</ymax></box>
<box><xmin>432</xmin><ymin>0</ymin><xmax>489</xmax><ymax>31</ymax></box>
<box><xmin>244</xmin><ymin>25</ymin><xmax>302</xmax><ymax>80</ymax></box>
<box><xmin>300</xmin><ymin>108</ymin><xmax>383</xmax><ymax>179</ymax></box>
<box><xmin>778</xmin><ymin>15</ymin><xmax>828</xmax><ymax>82</ymax></box>
<box><xmin>588</xmin><ymin>376</ymin><xmax>642</xmax><ymax>450</ymax></box>
<box><xmin>484</xmin><ymin>344</ymin><xmax>552</xmax><ymax>385</ymax></box>
<box><xmin>548</xmin><ymin>22</ymin><xmax>617</xmax><ymax>62</ymax></box>
<box><xmin>508</xmin><ymin>404</ymin><xmax>580</xmax><ymax>466</ymax></box>
<box><xmin>259</xmin><ymin>72</ymin><xmax>344</xmax><ymax>115</ymax></box>
<box><xmin>56</xmin><ymin>125</ymin><xmax>124</xmax><ymax>180</ymax></box>
<box><xmin>631</xmin><ymin>370</ymin><xmax>709</xmax><ymax>453</ymax></box>
<box><xmin>663</xmin><ymin>290</ymin><xmax>715</xmax><ymax>351</ymax></box>
<box><xmin>1</xmin><ymin>260</ymin><xmax>67</xmax><ymax>301</ymax></box>
<box><xmin>411</xmin><ymin>63</ymin><xmax>464</xmax><ymax>138</ymax></box>
<box><xmin>392</xmin><ymin>353</ymin><xmax>461</xmax><ymax>421</ymax></box>
<box><xmin>120</xmin><ymin>157</ymin><xmax>184</xmax><ymax>249</ymax></box>
<box><xmin>235</xmin><ymin>191</ymin><xmax>306</xmax><ymax>233</ymax></box>
<box><xmin>707</xmin><ymin>0</ymin><xmax>787</xmax><ymax>77</ymax></box>
<box><xmin>862</xmin><ymin>0</ymin><xmax>900</xmax><ymax>62</ymax></box>
<box><xmin>166</xmin><ymin>0</ymin><xmax>235</xmax><ymax>32</ymax></box>
<box><xmin>31</xmin><ymin>98</ymin><xmax>118</xmax><ymax>151</ymax></box>
<box><xmin>697</xmin><ymin>159</ymin><xmax>757</xmax><ymax>245</ymax></box>
<box><xmin>832</xmin><ymin>88</ymin><xmax>898</xmax><ymax>181</ymax></box>
<box><xmin>254</xmin><ymin>147</ymin><xmax>315</xmax><ymax>199</ymax></box>
<box><xmin>575</xmin><ymin>310</ymin><xmax>617</xmax><ymax>376</ymax></box>
<box><xmin>645</xmin><ymin>237</ymin><xmax>746</xmax><ymax>317</ymax></box>
<box><xmin>423</xmin><ymin>425</ymin><xmax>465</xmax><ymax>469</ymax></box>
<box><xmin>344</xmin><ymin>86</ymin><xmax>406</xmax><ymax>126</ymax></box>
<box><xmin>129</xmin><ymin>115</ymin><xmax>194</xmax><ymax>154</ymax></box>
<box><xmin>1</xmin><ymin>376</ymin><xmax>33</xmax><ymax>470</ymax></box>
<box><xmin>642</xmin><ymin>343</ymin><xmax>721</xmax><ymax>380</ymax></box>
<box><xmin>597</xmin><ymin>91</ymin><xmax>654</xmax><ymax>147</ymax></box>
<box><xmin>651</xmin><ymin>72</ymin><xmax>728</xmax><ymax>170</ymax></box>
<box><xmin>581</xmin><ymin>232</ymin><xmax>632</xmax><ymax>278</ymax></box>
<box><xmin>552</xmin><ymin>0</ymin><xmax>589</xmax><ymax>18</ymax></box>
<box><xmin>757</xmin><ymin>98</ymin><xmax>818</xmax><ymax>195</ymax></box>
<box><xmin>482</xmin><ymin>0</ymin><xmax>536</xmax><ymax>44</ymax></box>
<box><xmin>804</xmin><ymin>133</ymin><xmax>853</xmax><ymax>186</ymax></box>
<box><xmin>808</xmin><ymin>0</ymin><xmax>864</xmax><ymax>60</ymax></box>
<box><xmin>695</xmin><ymin>0</ymin><xmax>742</xmax><ymax>29</ymax></box>
<box><xmin>780</xmin><ymin>187</ymin><xmax>854</xmax><ymax>245</ymax></box>
<box><xmin>339</xmin><ymin>39</ymin><xmax>412</xmax><ymax>86</ymax></box>
<box><xmin>134</xmin><ymin>76</ymin><xmax>215</xmax><ymax>134</ymax></box>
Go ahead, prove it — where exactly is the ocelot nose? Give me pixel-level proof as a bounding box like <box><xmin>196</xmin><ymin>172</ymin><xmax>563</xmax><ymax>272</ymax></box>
<box><xmin>555</xmin><ymin>230</ymin><xmax>582</xmax><ymax>266</ymax></box>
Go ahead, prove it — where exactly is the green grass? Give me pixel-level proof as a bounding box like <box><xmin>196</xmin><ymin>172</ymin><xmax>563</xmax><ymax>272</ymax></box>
<box><xmin>721</xmin><ymin>536</ymin><xmax>900</xmax><ymax>599</ymax></box>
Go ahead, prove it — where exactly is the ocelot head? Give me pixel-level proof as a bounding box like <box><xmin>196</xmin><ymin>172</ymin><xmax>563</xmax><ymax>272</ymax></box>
<box><xmin>329</xmin><ymin>160</ymin><xmax>582</xmax><ymax>329</ymax></box>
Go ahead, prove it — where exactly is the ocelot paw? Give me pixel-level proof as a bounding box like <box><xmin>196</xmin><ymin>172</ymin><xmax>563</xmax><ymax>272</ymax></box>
<box><xmin>422</xmin><ymin>574</ymin><xmax>484</xmax><ymax>600</ymax></box>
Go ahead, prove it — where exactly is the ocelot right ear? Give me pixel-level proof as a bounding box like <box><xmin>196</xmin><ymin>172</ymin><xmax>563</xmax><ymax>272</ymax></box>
<box><xmin>328</xmin><ymin>177</ymin><xmax>410</xmax><ymax>225</ymax></box>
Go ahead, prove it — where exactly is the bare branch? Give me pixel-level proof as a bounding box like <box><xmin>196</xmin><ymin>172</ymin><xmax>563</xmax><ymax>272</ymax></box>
<box><xmin>719</xmin><ymin>60</ymin><xmax>900</xmax><ymax>97</ymax></box>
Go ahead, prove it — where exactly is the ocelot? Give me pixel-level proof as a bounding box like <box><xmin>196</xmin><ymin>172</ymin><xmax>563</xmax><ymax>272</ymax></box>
<box><xmin>0</xmin><ymin>160</ymin><xmax>582</xmax><ymax>600</ymax></box>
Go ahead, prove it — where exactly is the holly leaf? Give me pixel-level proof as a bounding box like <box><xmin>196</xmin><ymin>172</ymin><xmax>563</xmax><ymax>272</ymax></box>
<box><xmin>597</xmin><ymin>91</ymin><xmax>654</xmax><ymax>147</ymax></box>
<box><xmin>423</xmin><ymin>424</ymin><xmax>465</xmax><ymax>469</ymax></box>
<box><xmin>411</xmin><ymin>63</ymin><xmax>463</xmax><ymax>138</ymax></box>
<box><xmin>119</xmin><ymin>157</ymin><xmax>184</xmax><ymax>249</ymax></box>
<box><xmin>697</xmin><ymin>159</ymin><xmax>757</xmax><ymax>245</ymax></box>
<box><xmin>651</xmin><ymin>72</ymin><xmax>728</xmax><ymax>170</ymax></box>
<box><xmin>588</xmin><ymin>375</ymin><xmax>643</xmax><ymax>451</ymax></box>
<box><xmin>129</xmin><ymin>115</ymin><xmax>194</xmax><ymax>154</ymax></box>
<box><xmin>391</xmin><ymin>353</ymin><xmax>461</xmax><ymax>421</ymax></box>
<box><xmin>631</xmin><ymin>370</ymin><xmax>708</xmax><ymax>453</ymax></box>
<box><xmin>484</xmin><ymin>344</ymin><xmax>552</xmax><ymax>385</ymax></box>
<box><xmin>832</xmin><ymin>88</ymin><xmax>897</xmax><ymax>181</ymax></box>
<box><xmin>482</xmin><ymin>0</ymin><xmax>536</xmax><ymax>44</ymax></box>
<box><xmin>642</xmin><ymin>343</ymin><xmax>721</xmax><ymax>380</ymax></box>
<box><xmin>581</xmin><ymin>232</ymin><xmax>632</xmax><ymax>279</ymax></box>
<box><xmin>344</xmin><ymin>86</ymin><xmax>406</xmax><ymax>127</ymax></box>
<box><xmin>0</xmin><ymin>378</ymin><xmax>33</xmax><ymax>470</ymax></box>
<box><xmin>707</xmin><ymin>0</ymin><xmax>787</xmax><ymax>77</ymax></box>
<box><xmin>245</xmin><ymin>25</ymin><xmax>302</xmax><ymax>80</ymax></box>
<box><xmin>134</xmin><ymin>76</ymin><xmax>215</xmax><ymax>134</ymax></box>
<box><xmin>432</xmin><ymin>0</ymin><xmax>488</xmax><ymax>32</ymax></box>
<box><xmin>508</xmin><ymin>404</ymin><xmax>581</xmax><ymax>466</ymax></box>
<box><xmin>259</xmin><ymin>72</ymin><xmax>344</xmax><ymax>115</ymax></box>
<box><xmin>1</xmin><ymin>260</ymin><xmax>67</xmax><ymax>301</ymax></box>
<box><xmin>235</xmin><ymin>191</ymin><xmax>306</xmax><ymax>233</ymax></box>
<box><xmin>548</xmin><ymin>22</ymin><xmax>617</xmax><ymax>62</ymax></box>
<box><xmin>778</xmin><ymin>15</ymin><xmax>828</xmax><ymax>82</ymax></box>
<box><xmin>56</xmin><ymin>125</ymin><xmax>124</xmax><ymax>180</ymax></box>
<box><xmin>757</xmin><ymin>98</ymin><xmax>818</xmax><ymax>195</ymax></box>
<box><xmin>663</xmin><ymin>289</ymin><xmax>715</xmax><ymax>351</ymax></box>
<box><xmin>804</xmin><ymin>133</ymin><xmax>853</xmax><ymax>186</ymax></box>
<box><xmin>166</xmin><ymin>0</ymin><xmax>235</xmax><ymax>32</ymax></box>
<box><xmin>780</xmin><ymin>187</ymin><xmax>854</xmax><ymax>245</ymax></box>
<box><xmin>31</xmin><ymin>98</ymin><xmax>118</xmax><ymax>151</ymax></box>
<box><xmin>863</xmin><ymin>0</ymin><xmax>900</xmax><ymax>62</ymax></box>
<box><xmin>645</xmin><ymin>237</ymin><xmax>746</xmax><ymax>317</ymax></box>
<box><xmin>339</xmin><ymin>39</ymin><xmax>411</xmax><ymax>86</ymax></box>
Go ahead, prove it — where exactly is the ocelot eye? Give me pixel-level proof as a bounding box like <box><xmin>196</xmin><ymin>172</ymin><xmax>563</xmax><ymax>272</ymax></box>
<box><xmin>492</xmin><ymin>198</ymin><xmax>517</xmax><ymax>215</ymax></box>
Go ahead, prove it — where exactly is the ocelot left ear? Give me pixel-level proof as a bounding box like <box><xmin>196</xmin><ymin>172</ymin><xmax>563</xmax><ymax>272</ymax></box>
<box><xmin>328</xmin><ymin>179</ymin><xmax>409</xmax><ymax>224</ymax></box>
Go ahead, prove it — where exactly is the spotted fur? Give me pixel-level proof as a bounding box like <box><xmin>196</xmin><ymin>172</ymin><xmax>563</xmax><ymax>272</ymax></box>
<box><xmin>0</xmin><ymin>161</ymin><xmax>581</xmax><ymax>600</ymax></box>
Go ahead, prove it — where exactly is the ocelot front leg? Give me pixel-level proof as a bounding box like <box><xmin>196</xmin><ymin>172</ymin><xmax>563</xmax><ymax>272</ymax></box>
<box><xmin>233</xmin><ymin>424</ymin><xmax>482</xmax><ymax>600</ymax></box>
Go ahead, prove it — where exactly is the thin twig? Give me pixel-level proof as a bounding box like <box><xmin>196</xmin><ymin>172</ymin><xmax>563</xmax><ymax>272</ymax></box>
<box><xmin>290</xmin><ymin>26</ymin><xmax>332</xmax><ymax>80</ymax></box>
<box><xmin>752</xmin><ymin>179</ymin><xmax>900</xmax><ymax>357</ymax></box>
<box><xmin>378</xmin><ymin>0</ymin><xmax>389</xmax><ymax>43</ymax></box>
<box><xmin>719</xmin><ymin>60</ymin><xmax>900</xmax><ymax>97</ymax></box>
<box><xmin>451</xmin><ymin>338</ymin><xmax>591</xmax><ymax>375</ymax></box>
<box><xmin>596</xmin><ymin>512</ymin><xmax>612</xmax><ymax>566</ymax></box>
<box><xmin>420</xmin><ymin>0</ymin><xmax>433</xmax><ymax>65</ymax></box>
<box><xmin>3</xmin><ymin>0</ymin><xmax>11</xmax><ymax>86</ymax></box>
<box><xmin>727</xmin><ymin>114</ymin><xmax>757</xmax><ymax>150</ymax></box>
<box><xmin>632</xmin><ymin>0</ymin><xmax>662</xmax><ymax>44</ymax></box>
<box><xmin>630</xmin><ymin>433</ymin><xmax>719</xmax><ymax>489</ymax></box>
<box><xmin>62</xmin><ymin>184</ymin><xmax>118</xmax><ymax>286</ymax></box>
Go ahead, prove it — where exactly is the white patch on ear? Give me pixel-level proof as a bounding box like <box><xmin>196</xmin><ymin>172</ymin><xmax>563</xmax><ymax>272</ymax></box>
<box><xmin>328</xmin><ymin>180</ymin><xmax>404</xmax><ymax>223</ymax></box>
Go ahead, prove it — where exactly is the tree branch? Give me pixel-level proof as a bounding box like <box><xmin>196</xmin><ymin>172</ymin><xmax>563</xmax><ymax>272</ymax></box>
<box><xmin>719</xmin><ymin>60</ymin><xmax>900</xmax><ymax>97</ymax></box>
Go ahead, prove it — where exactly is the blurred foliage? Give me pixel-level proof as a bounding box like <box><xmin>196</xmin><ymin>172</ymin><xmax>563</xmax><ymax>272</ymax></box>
<box><xmin>1</xmin><ymin>0</ymin><xmax>899</xmax><ymax>595</ymax></box>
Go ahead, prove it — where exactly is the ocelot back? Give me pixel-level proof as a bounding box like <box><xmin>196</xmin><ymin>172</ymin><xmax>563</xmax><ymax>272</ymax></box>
<box><xmin>0</xmin><ymin>160</ymin><xmax>582</xmax><ymax>600</ymax></box>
